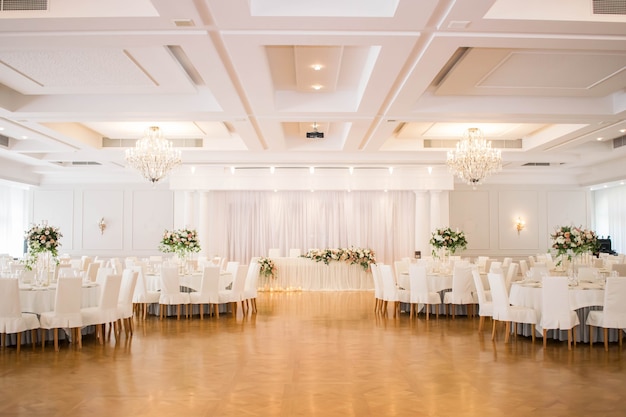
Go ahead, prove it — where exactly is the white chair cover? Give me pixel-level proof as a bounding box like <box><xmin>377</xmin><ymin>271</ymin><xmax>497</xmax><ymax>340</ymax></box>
<box><xmin>159</xmin><ymin>266</ymin><xmax>190</xmax><ymax>305</ymax></box>
<box><xmin>408</xmin><ymin>264</ymin><xmax>440</xmax><ymax>305</ymax></box>
<box><xmin>40</xmin><ymin>277</ymin><xmax>83</xmax><ymax>329</ymax></box>
<box><xmin>82</xmin><ymin>274</ymin><xmax>123</xmax><ymax>327</ymax></box>
<box><xmin>488</xmin><ymin>273</ymin><xmax>537</xmax><ymax>325</ymax></box>
<box><xmin>443</xmin><ymin>265</ymin><xmax>475</xmax><ymax>305</ymax></box>
<box><xmin>0</xmin><ymin>278</ymin><xmax>40</xmax><ymax>334</ymax></box>
<box><xmin>541</xmin><ymin>277</ymin><xmax>579</xmax><ymax>330</ymax></box>
<box><xmin>472</xmin><ymin>270</ymin><xmax>492</xmax><ymax>318</ymax></box>
<box><xmin>117</xmin><ymin>269</ymin><xmax>138</xmax><ymax>320</ymax></box>
<box><xmin>268</xmin><ymin>248</ymin><xmax>281</xmax><ymax>258</ymax></box>
<box><xmin>189</xmin><ymin>266</ymin><xmax>224</xmax><ymax>305</ymax></box>
<box><xmin>586</xmin><ymin>277</ymin><xmax>626</xmax><ymax>329</ymax></box>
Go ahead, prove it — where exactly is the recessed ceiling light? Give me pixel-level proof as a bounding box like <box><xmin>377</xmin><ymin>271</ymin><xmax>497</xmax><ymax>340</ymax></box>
<box><xmin>309</xmin><ymin>167</ymin><xmax>315</xmax><ymax>174</ymax></box>
<box><xmin>312</xmin><ymin>85</ymin><xmax>322</xmax><ymax>90</ymax></box>
<box><xmin>230</xmin><ymin>166</ymin><xmax>236</xmax><ymax>174</ymax></box>
<box><xmin>311</xmin><ymin>64</ymin><xmax>322</xmax><ymax>71</ymax></box>
<box><xmin>274</xmin><ymin>189</ymin><xmax>278</xmax><ymax>193</ymax></box>
<box><xmin>0</xmin><ymin>127</ymin><xmax>4</xmax><ymax>131</ymax></box>
<box><xmin>427</xmin><ymin>166</ymin><xmax>433</xmax><ymax>175</ymax></box>
<box><xmin>596</xmin><ymin>137</ymin><xmax>603</xmax><ymax>141</ymax></box>
<box><xmin>388</xmin><ymin>167</ymin><xmax>394</xmax><ymax>174</ymax></box>
<box><xmin>21</xmin><ymin>136</ymin><xmax>27</xmax><ymax>139</ymax></box>
<box><xmin>349</xmin><ymin>166</ymin><xmax>354</xmax><ymax>175</ymax></box>
<box><xmin>190</xmin><ymin>166</ymin><xmax>196</xmax><ymax>174</ymax></box>
<box><xmin>270</xmin><ymin>166</ymin><xmax>275</xmax><ymax>174</ymax></box>
<box><xmin>621</xmin><ymin>182</ymin><xmax>625</xmax><ymax>185</ymax></box>
<box><xmin>604</xmin><ymin>185</ymin><xmax>608</xmax><ymax>188</ymax></box>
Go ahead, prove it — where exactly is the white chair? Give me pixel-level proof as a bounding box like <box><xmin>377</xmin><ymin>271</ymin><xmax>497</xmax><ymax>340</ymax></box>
<box><xmin>472</xmin><ymin>270</ymin><xmax>492</xmax><ymax>332</ymax></box>
<box><xmin>541</xmin><ymin>277</ymin><xmax>579</xmax><ymax>350</ymax></box>
<box><xmin>268</xmin><ymin>248</ymin><xmax>281</xmax><ymax>258</ymax></box>
<box><xmin>443</xmin><ymin>265</ymin><xmax>476</xmax><ymax>319</ymax></box>
<box><xmin>159</xmin><ymin>265</ymin><xmax>190</xmax><ymax>320</ymax></box>
<box><xmin>189</xmin><ymin>266</ymin><xmax>225</xmax><ymax>319</ymax></box>
<box><xmin>476</xmin><ymin>256</ymin><xmax>489</xmax><ymax>272</ymax></box>
<box><xmin>221</xmin><ymin>265</ymin><xmax>249</xmax><ymax>316</ymax></box>
<box><xmin>586</xmin><ymin>277</ymin><xmax>626</xmax><ymax>351</ymax></box>
<box><xmin>0</xmin><ymin>278</ymin><xmax>40</xmax><ymax>353</ymax></box>
<box><xmin>502</xmin><ymin>257</ymin><xmax>512</xmax><ymax>269</ymax></box>
<box><xmin>81</xmin><ymin>256</ymin><xmax>92</xmax><ymax>272</ymax></box>
<box><xmin>504</xmin><ymin>263</ymin><xmax>519</xmax><ymax>294</ymax></box>
<box><xmin>131</xmin><ymin>265</ymin><xmax>160</xmax><ymax>320</ymax></box>
<box><xmin>288</xmin><ymin>248</ymin><xmax>301</xmax><ymax>258</ymax></box>
<box><xmin>86</xmin><ymin>262</ymin><xmax>101</xmax><ymax>283</ymax></box>
<box><xmin>529</xmin><ymin>265</ymin><xmax>548</xmax><ymax>282</ymax></box>
<box><xmin>528</xmin><ymin>256</ymin><xmax>536</xmax><ymax>267</ymax></box>
<box><xmin>393</xmin><ymin>260</ymin><xmax>409</xmax><ymax>285</ymax></box>
<box><xmin>40</xmin><ymin>277</ymin><xmax>83</xmax><ymax>351</ymax></box>
<box><xmin>58</xmin><ymin>267</ymin><xmax>82</xmax><ymax>279</ymax></box>
<box><xmin>223</xmin><ymin>261</ymin><xmax>239</xmax><ymax>289</ymax></box>
<box><xmin>488</xmin><ymin>272</ymin><xmax>537</xmax><ymax>343</ymax></box>
<box><xmin>95</xmin><ymin>267</ymin><xmax>113</xmax><ymax>285</ymax></box>
<box><xmin>408</xmin><ymin>264</ymin><xmax>441</xmax><ymax>319</ymax></box>
<box><xmin>370</xmin><ymin>263</ymin><xmax>384</xmax><ymax>313</ymax></box>
<box><xmin>380</xmin><ymin>264</ymin><xmax>409</xmax><ymax>317</ymax></box>
<box><xmin>242</xmin><ymin>262</ymin><xmax>261</xmax><ymax>313</ymax></box>
<box><xmin>81</xmin><ymin>274</ymin><xmax>122</xmax><ymax>344</ymax></box>
<box><xmin>116</xmin><ymin>269</ymin><xmax>138</xmax><ymax>338</ymax></box>
<box><xmin>519</xmin><ymin>260</ymin><xmax>529</xmax><ymax>278</ymax></box>
<box><xmin>610</xmin><ymin>263</ymin><xmax>626</xmax><ymax>276</ymax></box>
<box><xmin>489</xmin><ymin>261</ymin><xmax>503</xmax><ymax>274</ymax></box>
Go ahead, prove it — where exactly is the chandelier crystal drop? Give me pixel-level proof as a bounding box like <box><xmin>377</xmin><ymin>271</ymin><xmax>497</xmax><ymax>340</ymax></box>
<box><xmin>125</xmin><ymin>126</ymin><xmax>182</xmax><ymax>184</ymax></box>
<box><xmin>446</xmin><ymin>127</ymin><xmax>502</xmax><ymax>189</ymax></box>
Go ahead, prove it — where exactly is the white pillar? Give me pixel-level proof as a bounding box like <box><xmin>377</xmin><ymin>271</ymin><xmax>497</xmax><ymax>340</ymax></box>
<box><xmin>429</xmin><ymin>190</ymin><xmax>442</xmax><ymax>231</ymax></box>
<box><xmin>183</xmin><ymin>191</ymin><xmax>195</xmax><ymax>228</ymax></box>
<box><xmin>198</xmin><ymin>191</ymin><xmax>210</xmax><ymax>257</ymax></box>
<box><xmin>414</xmin><ymin>191</ymin><xmax>430</xmax><ymax>258</ymax></box>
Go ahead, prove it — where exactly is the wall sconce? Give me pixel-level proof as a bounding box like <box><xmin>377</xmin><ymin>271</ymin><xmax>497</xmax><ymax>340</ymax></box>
<box><xmin>515</xmin><ymin>217</ymin><xmax>525</xmax><ymax>235</ymax></box>
<box><xmin>98</xmin><ymin>217</ymin><xmax>106</xmax><ymax>235</ymax></box>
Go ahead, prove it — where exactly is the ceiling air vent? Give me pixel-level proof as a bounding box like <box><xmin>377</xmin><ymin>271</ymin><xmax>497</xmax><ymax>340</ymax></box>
<box><xmin>592</xmin><ymin>0</ymin><xmax>626</xmax><ymax>15</ymax></box>
<box><xmin>0</xmin><ymin>134</ymin><xmax>9</xmax><ymax>148</ymax></box>
<box><xmin>0</xmin><ymin>0</ymin><xmax>48</xmax><ymax>11</ymax></box>
<box><xmin>613</xmin><ymin>135</ymin><xmax>626</xmax><ymax>149</ymax></box>
<box><xmin>522</xmin><ymin>162</ymin><xmax>551</xmax><ymax>167</ymax></box>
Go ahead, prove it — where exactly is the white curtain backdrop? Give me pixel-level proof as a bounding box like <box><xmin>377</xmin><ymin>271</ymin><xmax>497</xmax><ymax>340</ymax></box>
<box><xmin>594</xmin><ymin>186</ymin><xmax>626</xmax><ymax>254</ymax></box>
<box><xmin>0</xmin><ymin>184</ymin><xmax>28</xmax><ymax>258</ymax></box>
<box><xmin>204</xmin><ymin>190</ymin><xmax>415</xmax><ymax>264</ymax></box>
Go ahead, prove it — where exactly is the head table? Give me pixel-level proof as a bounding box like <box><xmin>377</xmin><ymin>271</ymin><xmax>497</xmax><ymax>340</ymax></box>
<box><xmin>263</xmin><ymin>257</ymin><xmax>373</xmax><ymax>291</ymax></box>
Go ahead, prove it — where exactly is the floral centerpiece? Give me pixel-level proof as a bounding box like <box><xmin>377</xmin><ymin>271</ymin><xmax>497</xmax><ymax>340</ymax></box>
<box><xmin>23</xmin><ymin>222</ymin><xmax>63</xmax><ymax>271</ymax></box>
<box><xmin>301</xmin><ymin>247</ymin><xmax>376</xmax><ymax>271</ymax></box>
<box><xmin>159</xmin><ymin>228</ymin><xmax>201</xmax><ymax>259</ymax></box>
<box><xmin>550</xmin><ymin>225</ymin><xmax>598</xmax><ymax>266</ymax></box>
<box><xmin>258</xmin><ymin>257</ymin><xmax>277</xmax><ymax>279</ymax></box>
<box><xmin>429</xmin><ymin>227</ymin><xmax>468</xmax><ymax>257</ymax></box>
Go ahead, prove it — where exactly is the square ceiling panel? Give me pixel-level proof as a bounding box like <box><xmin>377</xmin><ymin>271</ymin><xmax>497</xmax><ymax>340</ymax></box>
<box><xmin>435</xmin><ymin>48</ymin><xmax>626</xmax><ymax>97</ymax></box>
<box><xmin>250</xmin><ymin>0</ymin><xmax>399</xmax><ymax>17</ymax></box>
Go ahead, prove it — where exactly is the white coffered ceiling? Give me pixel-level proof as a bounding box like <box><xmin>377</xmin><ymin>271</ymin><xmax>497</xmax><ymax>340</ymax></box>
<box><xmin>0</xmin><ymin>0</ymin><xmax>625</xmax><ymax>188</ymax></box>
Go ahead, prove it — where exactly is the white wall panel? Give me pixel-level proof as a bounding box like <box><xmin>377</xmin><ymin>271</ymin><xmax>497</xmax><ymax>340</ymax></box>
<box><xmin>450</xmin><ymin>190</ymin><xmax>490</xmax><ymax>250</ymax></box>
<box><xmin>33</xmin><ymin>190</ymin><xmax>74</xmax><ymax>250</ymax></box>
<box><xmin>82</xmin><ymin>190</ymin><xmax>124</xmax><ymax>251</ymax></box>
<box><xmin>131</xmin><ymin>190</ymin><xmax>174</xmax><ymax>250</ymax></box>
<box><xmin>547</xmin><ymin>191</ymin><xmax>588</xmax><ymax>231</ymax></box>
<box><xmin>498</xmin><ymin>190</ymin><xmax>539</xmax><ymax>250</ymax></box>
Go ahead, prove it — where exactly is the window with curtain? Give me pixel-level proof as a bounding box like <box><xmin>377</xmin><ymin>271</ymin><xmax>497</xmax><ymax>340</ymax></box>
<box><xmin>0</xmin><ymin>183</ymin><xmax>29</xmax><ymax>258</ymax></box>
<box><xmin>203</xmin><ymin>190</ymin><xmax>416</xmax><ymax>264</ymax></box>
<box><xmin>593</xmin><ymin>185</ymin><xmax>626</xmax><ymax>254</ymax></box>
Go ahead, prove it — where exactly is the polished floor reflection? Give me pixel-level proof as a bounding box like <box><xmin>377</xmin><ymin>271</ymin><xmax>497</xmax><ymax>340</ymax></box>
<box><xmin>1</xmin><ymin>291</ymin><xmax>625</xmax><ymax>417</ymax></box>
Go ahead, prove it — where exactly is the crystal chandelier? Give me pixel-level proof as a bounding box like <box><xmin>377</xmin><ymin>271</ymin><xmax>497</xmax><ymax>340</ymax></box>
<box><xmin>125</xmin><ymin>126</ymin><xmax>182</xmax><ymax>184</ymax></box>
<box><xmin>446</xmin><ymin>127</ymin><xmax>502</xmax><ymax>188</ymax></box>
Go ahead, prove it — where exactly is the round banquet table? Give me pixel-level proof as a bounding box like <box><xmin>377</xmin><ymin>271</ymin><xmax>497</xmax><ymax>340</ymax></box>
<box><xmin>10</xmin><ymin>283</ymin><xmax>100</xmax><ymax>346</ymax></box>
<box><xmin>509</xmin><ymin>281</ymin><xmax>620</xmax><ymax>343</ymax></box>
<box><xmin>145</xmin><ymin>271</ymin><xmax>233</xmax><ymax>292</ymax></box>
<box><xmin>19</xmin><ymin>282</ymin><xmax>100</xmax><ymax>314</ymax></box>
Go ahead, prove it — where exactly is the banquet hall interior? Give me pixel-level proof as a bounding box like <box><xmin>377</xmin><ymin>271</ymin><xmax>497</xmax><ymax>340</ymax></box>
<box><xmin>1</xmin><ymin>0</ymin><xmax>626</xmax><ymax>416</ymax></box>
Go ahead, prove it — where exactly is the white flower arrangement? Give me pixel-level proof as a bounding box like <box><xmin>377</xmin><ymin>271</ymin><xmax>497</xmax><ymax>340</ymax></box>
<box><xmin>301</xmin><ymin>247</ymin><xmax>376</xmax><ymax>271</ymax></box>
<box><xmin>22</xmin><ymin>223</ymin><xmax>63</xmax><ymax>270</ymax></box>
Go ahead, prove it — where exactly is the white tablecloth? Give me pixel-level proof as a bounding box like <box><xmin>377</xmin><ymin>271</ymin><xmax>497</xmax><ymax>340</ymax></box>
<box><xmin>509</xmin><ymin>281</ymin><xmax>614</xmax><ymax>343</ymax></box>
<box><xmin>19</xmin><ymin>283</ymin><xmax>100</xmax><ymax>314</ymax></box>
<box><xmin>267</xmin><ymin>257</ymin><xmax>373</xmax><ymax>291</ymax></box>
<box><xmin>397</xmin><ymin>272</ymin><xmax>489</xmax><ymax>292</ymax></box>
<box><xmin>145</xmin><ymin>272</ymin><xmax>233</xmax><ymax>292</ymax></box>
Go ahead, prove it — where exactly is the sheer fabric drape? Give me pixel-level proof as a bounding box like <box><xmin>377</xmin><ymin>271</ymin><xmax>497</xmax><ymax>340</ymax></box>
<box><xmin>205</xmin><ymin>191</ymin><xmax>415</xmax><ymax>264</ymax></box>
<box><xmin>0</xmin><ymin>185</ymin><xmax>28</xmax><ymax>258</ymax></box>
<box><xmin>594</xmin><ymin>186</ymin><xmax>626</xmax><ymax>254</ymax></box>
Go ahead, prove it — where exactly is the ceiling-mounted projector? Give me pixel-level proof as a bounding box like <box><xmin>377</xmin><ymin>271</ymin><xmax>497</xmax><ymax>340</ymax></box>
<box><xmin>306</xmin><ymin>122</ymin><xmax>324</xmax><ymax>139</ymax></box>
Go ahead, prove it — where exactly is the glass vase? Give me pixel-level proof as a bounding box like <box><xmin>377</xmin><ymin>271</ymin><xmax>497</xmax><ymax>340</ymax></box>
<box><xmin>37</xmin><ymin>251</ymin><xmax>52</xmax><ymax>287</ymax></box>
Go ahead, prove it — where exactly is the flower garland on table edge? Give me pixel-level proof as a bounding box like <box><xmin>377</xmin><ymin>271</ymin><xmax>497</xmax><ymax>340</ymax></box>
<box><xmin>429</xmin><ymin>227</ymin><xmax>468</xmax><ymax>257</ymax></box>
<box><xmin>258</xmin><ymin>257</ymin><xmax>277</xmax><ymax>279</ymax></box>
<box><xmin>158</xmin><ymin>228</ymin><xmax>202</xmax><ymax>259</ymax></box>
<box><xmin>22</xmin><ymin>223</ymin><xmax>63</xmax><ymax>271</ymax></box>
<box><xmin>301</xmin><ymin>247</ymin><xmax>376</xmax><ymax>271</ymax></box>
<box><xmin>550</xmin><ymin>225</ymin><xmax>598</xmax><ymax>265</ymax></box>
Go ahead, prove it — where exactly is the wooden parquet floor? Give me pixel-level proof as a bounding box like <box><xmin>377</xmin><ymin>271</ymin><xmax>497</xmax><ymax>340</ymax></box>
<box><xmin>1</xmin><ymin>291</ymin><xmax>625</xmax><ymax>417</ymax></box>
